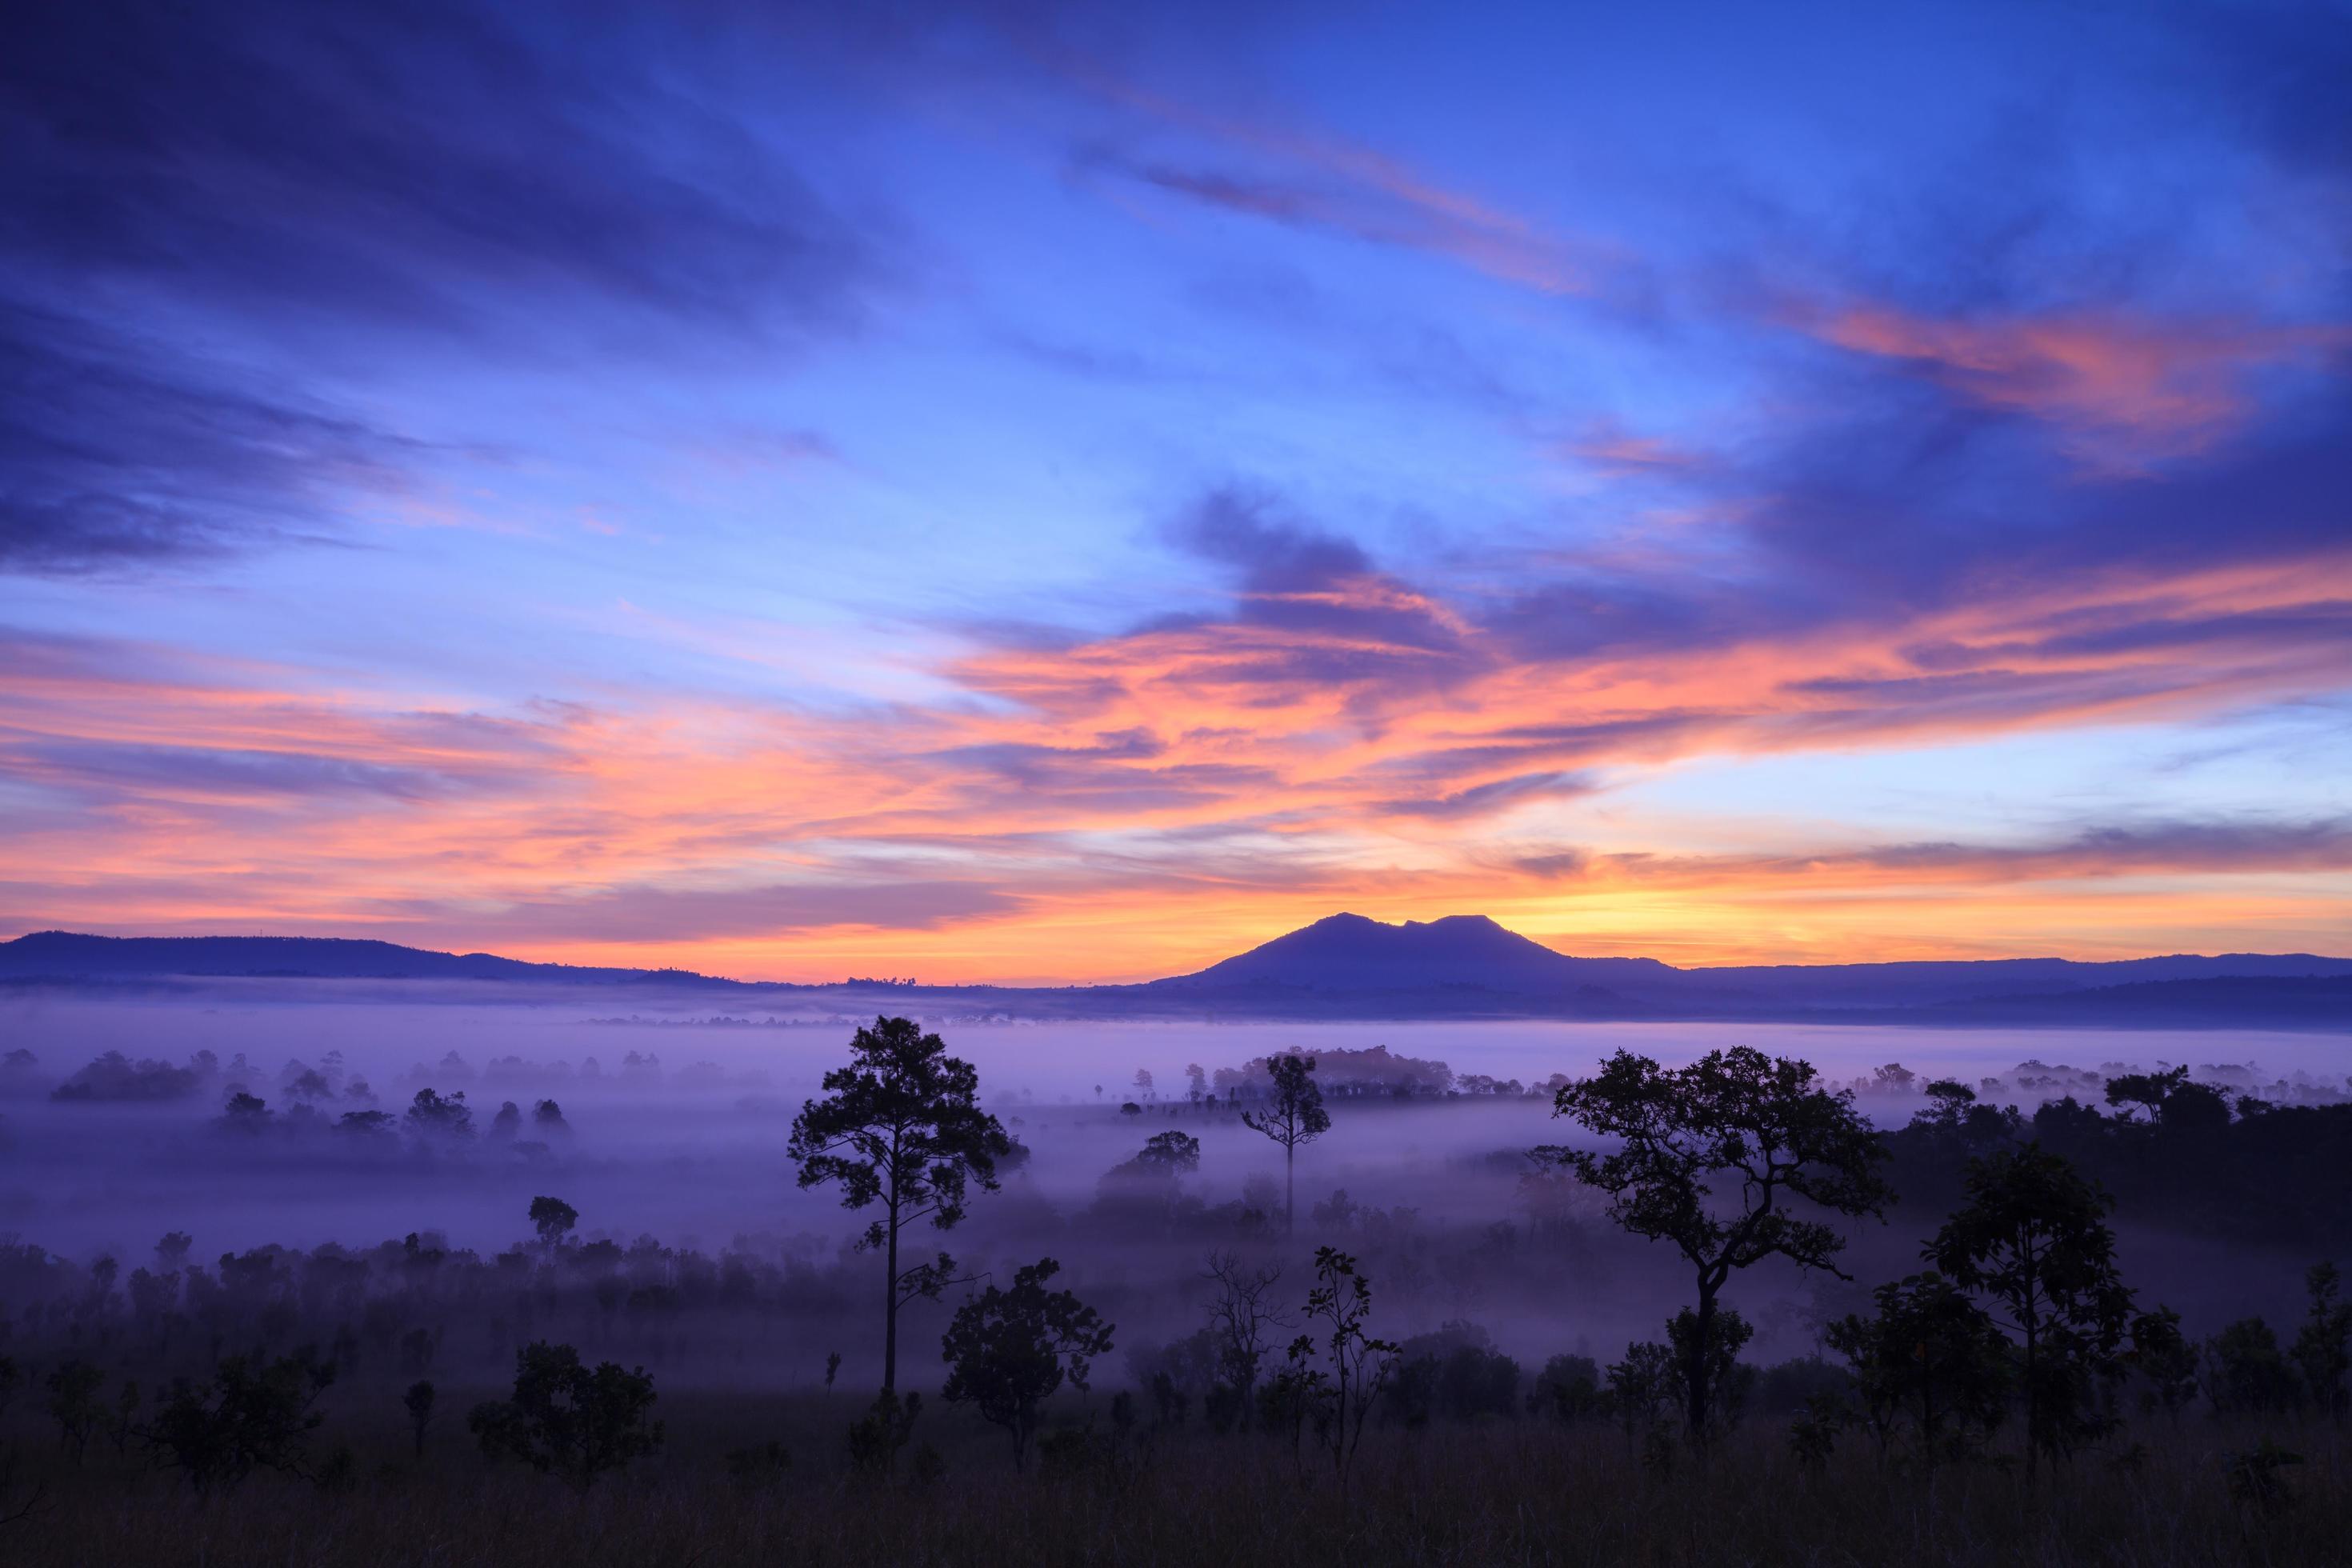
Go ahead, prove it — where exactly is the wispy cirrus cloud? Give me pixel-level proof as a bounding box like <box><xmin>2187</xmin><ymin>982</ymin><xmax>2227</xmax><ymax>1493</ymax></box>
<box><xmin>0</xmin><ymin>304</ymin><xmax>420</xmax><ymax>572</ymax></box>
<box><xmin>1055</xmin><ymin>54</ymin><xmax>1610</xmax><ymax>298</ymax></box>
<box><xmin>0</xmin><ymin>0</ymin><xmax>898</xmax><ymax>574</ymax></box>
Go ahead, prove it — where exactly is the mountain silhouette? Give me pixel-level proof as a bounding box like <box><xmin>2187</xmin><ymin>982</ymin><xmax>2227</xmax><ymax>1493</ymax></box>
<box><xmin>4</xmin><ymin>918</ymin><xmax>2346</xmax><ymax>1025</ymax></box>
<box><xmin>0</xmin><ymin>931</ymin><xmax>747</xmax><ymax>987</ymax></box>
<box><xmin>1150</xmin><ymin>912</ymin><xmax>1672</xmax><ymax>994</ymax></box>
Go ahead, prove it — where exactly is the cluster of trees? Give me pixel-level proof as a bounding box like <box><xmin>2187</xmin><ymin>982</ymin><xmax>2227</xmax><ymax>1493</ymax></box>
<box><xmin>1887</xmin><ymin>1070</ymin><xmax>2352</xmax><ymax>1253</ymax></box>
<box><xmin>3</xmin><ymin>1045</ymin><xmax>774</xmax><ymax>1110</ymax></box>
<box><xmin>8</xmin><ymin>1046</ymin><xmax>602</xmax><ymax>1165</ymax></box>
<box><xmin>207</xmin><ymin>1084</ymin><xmax>577</xmax><ymax>1154</ymax></box>
<box><xmin>32</xmin><ymin>1049</ymin><xmax>365</xmax><ymax>1106</ymax></box>
<box><xmin>784</xmin><ymin>1023</ymin><xmax>2351</xmax><ymax>1486</ymax></box>
<box><xmin>1207</xmin><ymin>1046</ymin><xmax>1458</xmax><ymax>1101</ymax></box>
<box><xmin>2</xmin><ymin>1014</ymin><xmax>2347</xmax><ymax>1514</ymax></box>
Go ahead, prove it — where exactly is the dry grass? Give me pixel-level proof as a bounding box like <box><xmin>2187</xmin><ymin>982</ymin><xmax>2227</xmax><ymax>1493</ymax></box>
<box><xmin>5</xmin><ymin>1395</ymin><xmax>2348</xmax><ymax>1567</ymax></box>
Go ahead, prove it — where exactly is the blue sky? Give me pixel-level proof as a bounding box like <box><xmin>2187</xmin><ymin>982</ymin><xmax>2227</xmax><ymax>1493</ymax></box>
<box><xmin>2</xmin><ymin>0</ymin><xmax>2346</xmax><ymax>979</ymax></box>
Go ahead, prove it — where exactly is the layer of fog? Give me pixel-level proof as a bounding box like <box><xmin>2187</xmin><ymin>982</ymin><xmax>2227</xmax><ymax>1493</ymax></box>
<box><xmin>2</xmin><ymin>981</ymin><xmax>2343</xmax><ymax>1389</ymax></box>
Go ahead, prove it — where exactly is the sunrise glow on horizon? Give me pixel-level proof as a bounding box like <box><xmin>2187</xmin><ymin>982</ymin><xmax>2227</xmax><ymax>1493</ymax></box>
<box><xmin>4</xmin><ymin>2</ymin><xmax>2348</xmax><ymax>984</ymax></box>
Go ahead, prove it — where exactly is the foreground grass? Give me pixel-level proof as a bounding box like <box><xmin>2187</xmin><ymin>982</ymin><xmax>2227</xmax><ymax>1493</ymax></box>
<box><xmin>5</xmin><ymin>1400</ymin><xmax>2348</xmax><ymax>1567</ymax></box>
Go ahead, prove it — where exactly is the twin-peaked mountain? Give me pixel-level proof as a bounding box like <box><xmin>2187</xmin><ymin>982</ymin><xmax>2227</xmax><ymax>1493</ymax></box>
<box><xmin>1146</xmin><ymin>912</ymin><xmax>2352</xmax><ymax>1020</ymax></box>
<box><xmin>1152</xmin><ymin>913</ymin><xmax>1673</xmax><ymax>994</ymax></box>
<box><xmin>3</xmin><ymin>916</ymin><xmax>2348</xmax><ymax>1025</ymax></box>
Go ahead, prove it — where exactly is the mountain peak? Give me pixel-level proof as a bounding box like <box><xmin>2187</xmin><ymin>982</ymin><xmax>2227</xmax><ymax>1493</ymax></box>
<box><xmin>1156</xmin><ymin>911</ymin><xmax>1670</xmax><ymax>994</ymax></box>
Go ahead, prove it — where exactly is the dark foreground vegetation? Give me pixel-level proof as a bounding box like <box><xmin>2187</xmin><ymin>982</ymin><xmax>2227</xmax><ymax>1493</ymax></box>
<box><xmin>2</xmin><ymin>1019</ymin><xmax>2349</xmax><ymax>1564</ymax></box>
<box><xmin>2</xmin><ymin>1410</ymin><xmax>2346</xmax><ymax>1567</ymax></box>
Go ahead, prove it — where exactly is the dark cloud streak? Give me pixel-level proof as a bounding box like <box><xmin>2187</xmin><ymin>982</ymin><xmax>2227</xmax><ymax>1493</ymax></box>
<box><xmin>0</xmin><ymin>0</ymin><xmax>897</xmax><ymax>574</ymax></box>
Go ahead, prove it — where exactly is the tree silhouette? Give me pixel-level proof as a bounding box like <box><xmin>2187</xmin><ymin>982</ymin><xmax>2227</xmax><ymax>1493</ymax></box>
<box><xmin>528</xmin><ymin>1195</ymin><xmax>579</xmax><ymax>1254</ymax></box>
<box><xmin>403</xmin><ymin>1087</ymin><xmax>473</xmax><ymax>1141</ymax></box>
<box><xmin>1827</xmin><ymin>1271</ymin><xmax>2009</xmax><ymax>1468</ymax></box>
<box><xmin>2208</xmin><ymin>1317</ymin><xmax>2300</xmax><ymax>1414</ymax></box>
<box><xmin>215</xmin><ymin>1089</ymin><xmax>272</xmax><ymax>1135</ymax></box>
<box><xmin>1114</xmin><ymin>1130</ymin><xmax>1202</xmax><ymax>1180</ymax></box>
<box><xmin>1528</xmin><ymin>1354</ymin><xmax>1604</xmax><ymax>1424</ymax></box>
<box><xmin>1242</xmin><ymin>1054</ymin><xmax>1330</xmax><ymax>1237</ymax></box>
<box><xmin>2102</xmin><ymin>1066</ymin><xmax>2188</xmax><ymax>1123</ymax></box>
<box><xmin>1541</xmin><ymin>1046</ymin><xmax>1890</xmax><ymax>1443</ymax></box>
<box><xmin>1926</xmin><ymin>1144</ymin><xmax>2131</xmax><ymax>1479</ymax></box>
<box><xmin>1606</xmin><ymin>1342</ymin><xmax>1678</xmax><ymax>1443</ymax></box>
<box><xmin>787</xmin><ymin>1017</ymin><xmax>1013</xmax><ymax>1393</ymax></box>
<box><xmin>0</xmin><ymin>1443</ymin><xmax>44</xmax><ymax>1527</ymax></box>
<box><xmin>141</xmin><ymin>1350</ymin><xmax>336</xmax><ymax>1492</ymax></box>
<box><xmin>1666</xmin><ymin>1304</ymin><xmax>1755</xmax><ymax>1430</ymax></box>
<box><xmin>844</xmin><ymin>1389</ymin><xmax>922</xmax><ymax>1474</ymax></box>
<box><xmin>1275</xmin><ymin>1247</ymin><xmax>1399</xmax><ymax>1489</ymax></box>
<box><xmin>467</xmin><ymin>1342</ymin><xmax>662</xmax><ymax>1491</ymax></box>
<box><xmin>1201</xmin><ymin>1249</ymin><xmax>1289</xmax><ymax>1432</ymax></box>
<box><xmin>939</xmin><ymin>1257</ymin><xmax>1114</xmax><ymax>1471</ymax></box>
<box><xmin>402</xmin><ymin>1380</ymin><xmax>434</xmax><ymax>1459</ymax></box>
<box><xmin>2126</xmin><ymin>1306</ymin><xmax>2201</xmax><ymax>1422</ymax></box>
<box><xmin>2294</xmin><ymin>1262</ymin><xmax>2351</xmax><ymax>1421</ymax></box>
<box><xmin>45</xmin><ymin>1362</ymin><xmax>103</xmax><ymax>1464</ymax></box>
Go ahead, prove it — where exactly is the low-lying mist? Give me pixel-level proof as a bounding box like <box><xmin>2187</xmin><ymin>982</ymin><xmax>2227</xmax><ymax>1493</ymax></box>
<box><xmin>2</xmin><ymin>979</ymin><xmax>2346</xmax><ymax>1396</ymax></box>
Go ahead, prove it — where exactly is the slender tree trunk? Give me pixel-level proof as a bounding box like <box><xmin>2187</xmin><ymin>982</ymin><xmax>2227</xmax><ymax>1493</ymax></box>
<box><xmin>2022</xmin><ymin>1310</ymin><xmax>2039</xmax><ymax>1488</ymax></box>
<box><xmin>1285</xmin><ymin>1138</ymin><xmax>1296</xmax><ymax>1238</ymax></box>
<box><xmin>2020</xmin><ymin>1237</ymin><xmax>2042</xmax><ymax>1490</ymax></box>
<box><xmin>883</xmin><ymin>1191</ymin><xmax>901</xmax><ymax>1394</ymax></box>
<box><xmin>1687</xmin><ymin>1281</ymin><xmax>1716</xmax><ymax>1444</ymax></box>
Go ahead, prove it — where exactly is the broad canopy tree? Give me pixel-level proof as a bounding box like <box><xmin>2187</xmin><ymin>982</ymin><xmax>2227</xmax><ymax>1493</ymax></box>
<box><xmin>1539</xmin><ymin>1046</ymin><xmax>1891</xmax><ymax>1441</ymax></box>
<box><xmin>938</xmin><ymin>1257</ymin><xmax>1113</xmax><ymax>1471</ymax></box>
<box><xmin>1109</xmin><ymin>1130</ymin><xmax>1202</xmax><ymax>1182</ymax></box>
<box><xmin>141</xmin><ymin>1349</ymin><xmax>337</xmax><ymax>1492</ymax></box>
<box><xmin>527</xmin><ymin>1195</ymin><xmax>578</xmax><ymax>1253</ymax></box>
<box><xmin>467</xmin><ymin>1341</ymin><xmax>662</xmax><ymax>1492</ymax></box>
<box><xmin>789</xmin><ymin>1017</ymin><xmax>1014</xmax><ymax>1393</ymax></box>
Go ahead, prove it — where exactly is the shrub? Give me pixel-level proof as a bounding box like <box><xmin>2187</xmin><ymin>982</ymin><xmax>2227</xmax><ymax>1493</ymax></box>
<box><xmin>142</xmin><ymin>1350</ymin><xmax>336</xmax><ymax>1492</ymax></box>
<box><xmin>467</xmin><ymin>1342</ymin><xmax>662</xmax><ymax>1490</ymax></box>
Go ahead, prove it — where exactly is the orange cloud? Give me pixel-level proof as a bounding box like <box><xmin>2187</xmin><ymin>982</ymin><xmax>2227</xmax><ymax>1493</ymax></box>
<box><xmin>1806</xmin><ymin>304</ymin><xmax>2347</xmax><ymax>465</ymax></box>
<box><xmin>3</xmin><ymin>522</ymin><xmax>2347</xmax><ymax>980</ymax></box>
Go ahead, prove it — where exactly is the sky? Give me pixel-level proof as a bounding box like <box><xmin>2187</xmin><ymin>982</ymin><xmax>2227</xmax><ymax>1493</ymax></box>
<box><xmin>2</xmin><ymin>0</ymin><xmax>2347</xmax><ymax>982</ymax></box>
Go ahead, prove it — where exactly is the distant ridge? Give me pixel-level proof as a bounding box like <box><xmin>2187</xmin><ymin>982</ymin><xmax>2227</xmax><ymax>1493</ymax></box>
<box><xmin>0</xmin><ymin>931</ymin><xmax>757</xmax><ymax>988</ymax></box>
<box><xmin>4</xmin><ymin>919</ymin><xmax>2348</xmax><ymax>1027</ymax></box>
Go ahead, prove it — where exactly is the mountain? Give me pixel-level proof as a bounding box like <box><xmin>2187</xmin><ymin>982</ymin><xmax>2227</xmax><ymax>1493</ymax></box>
<box><xmin>0</xmin><ymin>931</ymin><xmax>754</xmax><ymax>988</ymax></box>
<box><xmin>1933</xmin><ymin>974</ymin><xmax>2352</xmax><ymax>1026</ymax></box>
<box><xmin>4</xmin><ymin>919</ymin><xmax>2347</xmax><ymax>1027</ymax></box>
<box><xmin>1145</xmin><ymin>914</ymin><xmax>2352</xmax><ymax>1019</ymax></box>
<box><xmin>1649</xmin><ymin>952</ymin><xmax>2352</xmax><ymax>1010</ymax></box>
<box><xmin>1150</xmin><ymin>912</ymin><xmax>1672</xmax><ymax>996</ymax></box>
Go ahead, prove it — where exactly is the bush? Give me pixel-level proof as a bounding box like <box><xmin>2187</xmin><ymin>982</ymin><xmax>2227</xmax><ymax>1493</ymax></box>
<box><xmin>724</xmin><ymin>1440</ymin><xmax>790</xmax><ymax>1493</ymax></box>
<box><xmin>846</xmin><ymin>1390</ymin><xmax>921</xmax><ymax>1475</ymax></box>
<box><xmin>2210</xmin><ymin>1318</ymin><xmax>2302</xmax><ymax>1415</ymax></box>
<box><xmin>1529</xmin><ymin>1354</ymin><xmax>1603</xmax><ymax>1423</ymax></box>
<box><xmin>142</xmin><ymin>1350</ymin><xmax>336</xmax><ymax>1492</ymax></box>
<box><xmin>1751</xmin><ymin>1357</ymin><xmax>1852</xmax><ymax>1417</ymax></box>
<box><xmin>1386</xmin><ymin>1322</ymin><xmax>1520</xmax><ymax>1426</ymax></box>
<box><xmin>467</xmin><ymin>1342</ymin><xmax>662</xmax><ymax>1490</ymax></box>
